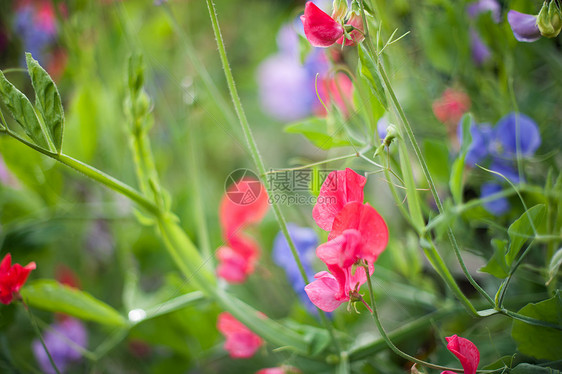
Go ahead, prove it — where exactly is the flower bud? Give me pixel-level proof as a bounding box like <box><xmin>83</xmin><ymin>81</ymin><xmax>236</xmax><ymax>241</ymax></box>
<box><xmin>331</xmin><ymin>0</ymin><xmax>348</xmax><ymax>23</ymax></box>
<box><xmin>537</xmin><ymin>0</ymin><xmax>562</xmax><ymax>38</ymax></box>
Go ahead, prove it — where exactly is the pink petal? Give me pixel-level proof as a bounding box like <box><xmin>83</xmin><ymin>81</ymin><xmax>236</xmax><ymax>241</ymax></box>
<box><xmin>216</xmin><ymin>246</ymin><xmax>250</xmax><ymax>284</ymax></box>
<box><xmin>217</xmin><ymin>312</ymin><xmax>263</xmax><ymax>359</ymax></box>
<box><xmin>304</xmin><ymin>271</ymin><xmax>347</xmax><ymax>312</ymax></box>
<box><xmin>312</xmin><ymin>169</ymin><xmax>366</xmax><ymax>231</ymax></box>
<box><xmin>445</xmin><ymin>335</ymin><xmax>480</xmax><ymax>374</ymax></box>
<box><xmin>316</xmin><ymin>229</ymin><xmax>362</xmax><ymax>268</ymax></box>
<box><xmin>220</xmin><ymin>177</ymin><xmax>269</xmax><ymax>238</ymax></box>
<box><xmin>301</xmin><ymin>2</ymin><xmax>344</xmax><ymax>47</ymax></box>
<box><xmin>336</xmin><ymin>13</ymin><xmax>365</xmax><ymax>46</ymax></box>
<box><xmin>0</xmin><ymin>253</ymin><xmax>12</xmax><ymax>273</ymax></box>
<box><xmin>329</xmin><ymin>202</ymin><xmax>389</xmax><ymax>264</ymax></box>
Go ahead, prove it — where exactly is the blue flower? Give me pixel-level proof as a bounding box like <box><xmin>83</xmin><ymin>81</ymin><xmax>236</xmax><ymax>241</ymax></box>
<box><xmin>490</xmin><ymin>112</ymin><xmax>541</xmax><ymax>159</ymax></box>
<box><xmin>457</xmin><ymin>119</ymin><xmax>492</xmax><ymax>166</ymax></box>
<box><xmin>481</xmin><ymin>183</ymin><xmax>510</xmax><ymax>216</ymax></box>
<box><xmin>467</xmin><ymin>0</ymin><xmax>501</xmax><ymax>22</ymax></box>
<box><xmin>272</xmin><ymin>224</ymin><xmax>318</xmax><ymax>312</ymax></box>
<box><xmin>470</xmin><ymin>28</ymin><xmax>491</xmax><ymax>66</ymax></box>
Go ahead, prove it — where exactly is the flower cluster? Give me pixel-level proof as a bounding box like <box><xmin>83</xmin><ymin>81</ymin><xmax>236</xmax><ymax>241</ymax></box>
<box><xmin>441</xmin><ymin>335</ymin><xmax>480</xmax><ymax>374</ymax></box>
<box><xmin>458</xmin><ymin>112</ymin><xmax>541</xmax><ymax>215</ymax></box>
<box><xmin>301</xmin><ymin>1</ymin><xmax>365</xmax><ymax>48</ymax></box>
<box><xmin>304</xmin><ymin>169</ymin><xmax>389</xmax><ymax>312</ymax></box>
<box><xmin>216</xmin><ymin>177</ymin><xmax>269</xmax><ymax>283</ymax></box>
<box><xmin>217</xmin><ymin>312</ymin><xmax>263</xmax><ymax>359</ymax></box>
<box><xmin>0</xmin><ymin>253</ymin><xmax>36</xmax><ymax>305</ymax></box>
<box><xmin>272</xmin><ymin>224</ymin><xmax>318</xmax><ymax>312</ymax></box>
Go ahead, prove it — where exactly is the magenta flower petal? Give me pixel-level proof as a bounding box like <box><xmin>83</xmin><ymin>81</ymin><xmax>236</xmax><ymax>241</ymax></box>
<box><xmin>312</xmin><ymin>168</ymin><xmax>366</xmax><ymax>231</ymax></box>
<box><xmin>445</xmin><ymin>335</ymin><xmax>480</xmax><ymax>374</ymax></box>
<box><xmin>301</xmin><ymin>2</ymin><xmax>344</xmax><ymax>47</ymax></box>
<box><xmin>329</xmin><ymin>202</ymin><xmax>389</xmax><ymax>264</ymax></box>
<box><xmin>316</xmin><ymin>229</ymin><xmax>362</xmax><ymax>269</ymax></box>
<box><xmin>508</xmin><ymin>10</ymin><xmax>541</xmax><ymax>42</ymax></box>
<box><xmin>304</xmin><ymin>271</ymin><xmax>346</xmax><ymax>312</ymax></box>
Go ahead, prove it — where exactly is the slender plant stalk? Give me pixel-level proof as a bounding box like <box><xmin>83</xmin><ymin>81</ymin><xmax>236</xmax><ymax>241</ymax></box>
<box><xmin>359</xmin><ymin>0</ymin><xmax>494</xmax><ymax>307</ymax></box>
<box><xmin>204</xmin><ymin>0</ymin><xmax>342</xmax><ymax>354</ymax></box>
<box><xmin>23</xmin><ymin>302</ymin><xmax>61</xmax><ymax>374</ymax></box>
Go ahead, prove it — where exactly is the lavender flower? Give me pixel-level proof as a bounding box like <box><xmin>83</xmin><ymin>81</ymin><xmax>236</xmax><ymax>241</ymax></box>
<box><xmin>467</xmin><ymin>0</ymin><xmax>501</xmax><ymax>22</ymax></box>
<box><xmin>470</xmin><ymin>28</ymin><xmax>491</xmax><ymax>66</ymax></box>
<box><xmin>490</xmin><ymin>112</ymin><xmax>541</xmax><ymax>159</ymax></box>
<box><xmin>507</xmin><ymin>10</ymin><xmax>541</xmax><ymax>42</ymax></box>
<box><xmin>272</xmin><ymin>224</ymin><xmax>318</xmax><ymax>312</ymax></box>
<box><xmin>32</xmin><ymin>318</ymin><xmax>88</xmax><ymax>374</ymax></box>
<box><xmin>457</xmin><ymin>119</ymin><xmax>492</xmax><ymax>166</ymax></box>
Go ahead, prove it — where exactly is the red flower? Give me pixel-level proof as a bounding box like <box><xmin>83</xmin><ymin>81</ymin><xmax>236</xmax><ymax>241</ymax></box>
<box><xmin>301</xmin><ymin>2</ymin><xmax>344</xmax><ymax>47</ymax></box>
<box><xmin>217</xmin><ymin>312</ymin><xmax>263</xmax><ymax>359</ymax></box>
<box><xmin>0</xmin><ymin>253</ymin><xmax>36</xmax><ymax>304</ymax></box>
<box><xmin>441</xmin><ymin>335</ymin><xmax>480</xmax><ymax>374</ymax></box>
<box><xmin>432</xmin><ymin>89</ymin><xmax>471</xmax><ymax>126</ymax></box>
<box><xmin>312</xmin><ymin>168</ymin><xmax>366</xmax><ymax>231</ymax></box>
<box><xmin>329</xmin><ymin>202</ymin><xmax>389</xmax><ymax>264</ymax></box>
<box><xmin>217</xmin><ymin>177</ymin><xmax>269</xmax><ymax>284</ymax></box>
<box><xmin>314</xmin><ymin>72</ymin><xmax>355</xmax><ymax>119</ymax></box>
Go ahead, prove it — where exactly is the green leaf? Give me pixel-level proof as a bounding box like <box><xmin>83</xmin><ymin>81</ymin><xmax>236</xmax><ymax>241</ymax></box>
<box><xmin>423</xmin><ymin>139</ymin><xmax>450</xmax><ymax>184</ymax></box>
<box><xmin>449</xmin><ymin>114</ymin><xmax>472</xmax><ymax>205</ymax></box>
<box><xmin>0</xmin><ymin>70</ymin><xmax>50</xmax><ymax>150</ymax></box>
<box><xmin>21</xmin><ymin>280</ymin><xmax>128</xmax><ymax>326</ymax></box>
<box><xmin>547</xmin><ymin>247</ymin><xmax>562</xmax><ymax>285</ymax></box>
<box><xmin>398</xmin><ymin>139</ymin><xmax>424</xmax><ymax>233</ymax></box>
<box><xmin>357</xmin><ymin>43</ymin><xmax>387</xmax><ymax>108</ymax></box>
<box><xmin>285</xmin><ymin>117</ymin><xmax>350</xmax><ymax>150</ymax></box>
<box><xmin>511</xmin><ymin>363</ymin><xmax>561</xmax><ymax>374</ymax></box>
<box><xmin>506</xmin><ymin>204</ymin><xmax>546</xmax><ymax>266</ymax></box>
<box><xmin>511</xmin><ymin>292</ymin><xmax>562</xmax><ymax>361</ymax></box>
<box><xmin>480</xmin><ymin>239</ymin><xmax>509</xmax><ymax>279</ymax></box>
<box><xmin>26</xmin><ymin>53</ymin><xmax>64</xmax><ymax>153</ymax></box>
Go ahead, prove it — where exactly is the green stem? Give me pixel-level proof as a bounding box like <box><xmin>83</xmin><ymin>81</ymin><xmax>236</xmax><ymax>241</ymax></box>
<box><xmin>361</xmin><ymin>265</ymin><xmax>463</xmax><ymax>372</ymax></box>
<box><xmin>499</xmin><ymin>309</ymin><xmax>562</xmax><ymax>331</ymax></box>
<box><xmin>23</xmin><ymin>302</ymin><xmax>61</xmax><ymax>374</ymax></box>
<box><xmin>205</xmin><ymin>0</ymin><xmax>342</xmax><ymax>353</ymax></box>
<box><xmin>360</xmin><ymin>0</ymin><xmax>494</xmax><ymax>307</ymax></box>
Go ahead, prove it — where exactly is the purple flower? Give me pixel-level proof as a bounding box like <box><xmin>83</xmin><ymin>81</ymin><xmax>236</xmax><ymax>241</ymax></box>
<box><xmin>507</xmin><ymin>10</ymin><xmax>541</xmax><ymax>42</ymax></box>
<box><xmin>377</xmin><ymin>117</ymin><xmax>389</xmax><ymax>140</ymax></box>
<box><xmin>490</xmin><ymin>112</ymin><xmax>541</xmax><ymax>159</ymax></box>
<box><xmin>13</xmin><ymin>3</ymin><xmax>57</xmax><ymax>65</ymax></box>
<box><xmin>457</xmin><ymin>119</ymin><xmax>492</xmax><ymax>166</ymax></box>
<box><xmin>257</xmin><ymin>24</ymin><xmax>329</xmax><ymax>122</ymax></box>
<box><xmin>272</xmin><ymin>224</ymin><xmax>318</xmax><ymax>312</ymax></box>
<box><xmin>489</xmin><ymin>159</ymin><xmax>521</xmax><ymax>184</ymax></box>
<box><xmin>470</xmin><ymin>28</ymin><xmax>491</xmax><ymax>66</ymax></box>
<box><xmin>467</xmin><ymin>0</ymin><xmax>501</xmax><ymax>23</ymax></box>
<box><xmin>32</xmin><ymin>318</ymin><xmax>88</xmax><ymax>374</ymax></box>
<box><xmin>481</xmin><ymin>183</ymin><xmax>510</xmax><ymax>215</ymax></box>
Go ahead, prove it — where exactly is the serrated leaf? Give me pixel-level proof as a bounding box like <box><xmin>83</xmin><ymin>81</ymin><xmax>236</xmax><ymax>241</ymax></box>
<box><xmin>547</xmin><ymin>247</ymin><xmax>562</xmax><ymax>285</ymax></box>
<box><xmin>358</xmin><ymin>44</ymin><xmax>387</xmax><ymax>108</ymax></box>
<box><xmin>511</xmin><ymin>292</ymin><xmax>562</xmax><ymax>361</ymax></box>
<box><xmin>26</xmin><ymin>53</ymin><xmax>64</xmax><ymax>153</ymax></box>
<box><xmin>0</xmin><ymin>70</ymin><xmax>50</xmax><ymax>150</ymax></box>
<box><xmin>480</xmin><ymin>239</ymin><xmax>509</xmax><ymax>279</ymax></box>
<box><xmin>285</xmin><ymin>117</ymin><xmax>350</xmax><ymax>150</ymax></box>
<box><xmin>506</xmin><ymin>204</ymin><xmax>546</xmax><ymax>266</ymax></box>
<box><xmin>21</xmin><ymin>280</ymin><xmax>127</xmax><ymax>326</ymax></box>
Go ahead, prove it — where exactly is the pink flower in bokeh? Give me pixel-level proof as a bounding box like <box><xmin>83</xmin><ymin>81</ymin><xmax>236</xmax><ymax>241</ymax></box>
<box><xmin>315</xmin><ymin>72</ymin><xmax>354</xmax><ymax>118</ymax></box>
<box><xmin>0</xmin><ymin>253</ymin><xmax>36</xmax><ymax>304</ymax></box>
<box><xmin>301</xmin><ymin>2</ymin><xmax>345</xmax><ymax>47</ymax></box>
<box><xmin>312</xmin><ymin>168</ymin><xmax>366</xmax><ymax>231</ymax></box>
<box><xmin>256</xmin><ymin>366</ymin><xmax>301</xmax><ymax>374</ymax></box>
<box><xmin>217</xmin><ymin>177</ymin><xmax>268</xmax><ymax>283</ymax></box>
<box><xmin>432</xmin><ymin>89</ymin><xmax>471</xmax><ymax>126</ymax></box>
<box><xmin>440</xmin><ymin>335</ymin><xmax>480</xmax><ymax>374</ymax></box>
<box><xmin>217</xmin><ymin>312</ymin><xmax>263</xmax><ymax>359</ymax></box>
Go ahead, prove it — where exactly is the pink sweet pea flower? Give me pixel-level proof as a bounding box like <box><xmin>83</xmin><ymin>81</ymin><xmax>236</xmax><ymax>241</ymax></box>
<box><xmin>336</xmin><ymin>11</ymin><xmax>365</xmax><ymax>46</ymax></box>
<box><xmin>216</xmin><ymin>235</ymin><xmax>259</xmax><ymax>284</ymax></box>
<box><xmin>220</xmin><ymin>177</ymin><xmax>269</xmax><ymax>239</ymax></box>
<box><xmin>315</xmin><ymin>72</ymin><xmax>355</xmax><ymax>118</ymax></box>
<box><xmin>329</xmin><ymin>202</ymin><xmax>389</xmax><ymax>264</ymax></box>
<box><xmin>432</xmin><ymin>89</ymin><xmax>471</xmax><ymax>126</ymax></box>
<box><xmin>0</xmin><ymin>253</ymin><xmax>36</xmax><ymax>305</ymax></box>
<box><xmin>256</xmin><ymin>366</ymin><xmax>301</xmax><ymax>374</ymax></box>
<box><xmin>217</xmin><ymin>312</ymin><xmax>263</xmax><ymax>359</ymax></box>
<box><xmin>440</xmin><ymin>335</ymin><xmax>480</xmax><ymax>374</ymax></box>
<box><xmin>312</xmin><ymin>168</ymin><xmax>366</xmax><ymax>231</ymax></box>
<box><xmin>301</xmin><ymin>2</ymin><xmax>345</xmax><ymax>47</ymax></box>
